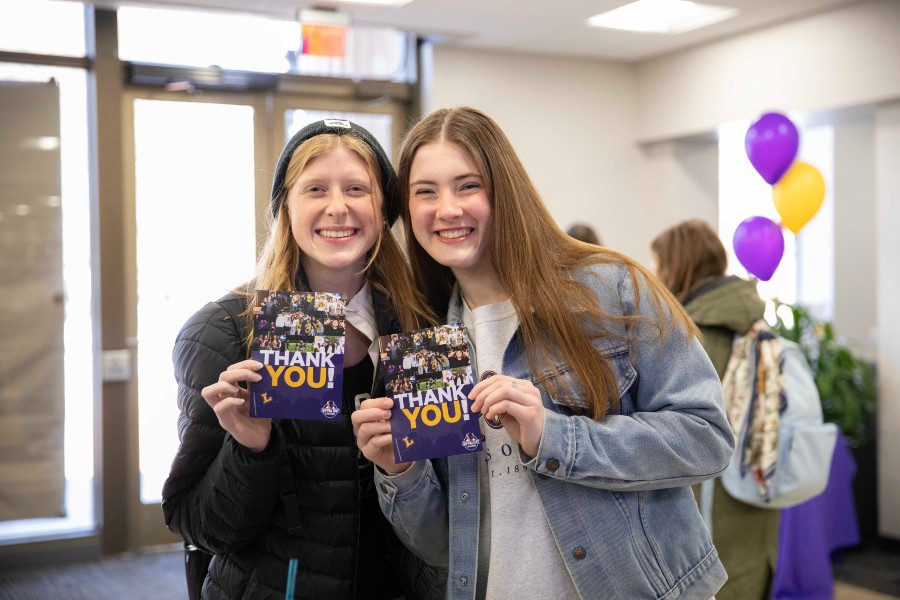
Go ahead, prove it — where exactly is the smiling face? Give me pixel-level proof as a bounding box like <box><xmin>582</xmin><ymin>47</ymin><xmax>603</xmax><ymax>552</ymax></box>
<box><xmin>286</xmin><ymin>143</ymin><xmax>382</xmax><ymax>290</ymax></box>
<box><xmin>408</xmin><ymin>140</ymin><xmax>494</xmax><ymax>279</ymax></box>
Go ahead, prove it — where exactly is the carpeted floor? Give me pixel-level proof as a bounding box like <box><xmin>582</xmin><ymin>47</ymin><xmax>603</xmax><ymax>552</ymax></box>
<box><xmin>834</xmin><ymin>543</ymin><xmax>900</xmax><ymax>598</ymax></box>
<box><xmin>0</xmin><ymin>544</ymin><xmax>186</xmax><ymax>600</ymax></box>
<box><xmin>1</xmin><ymin>540</ymin><xmax>899</xmax><ymax>599</ymax></box>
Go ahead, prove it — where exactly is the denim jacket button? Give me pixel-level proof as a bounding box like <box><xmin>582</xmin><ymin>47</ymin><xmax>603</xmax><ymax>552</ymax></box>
<box><xmin>459</xmin><ymin>576</ymin><xmax>468</xmax><ymax>586</ymax></box>
<box><xmin>546</xmin><ymin>459</ymin><xmax>560</xmax><ymax>471</ymax></box>
<box><xmin>572</xmin><ymin>547</ymin><xmax>586</xmax><ymax>560</ymax></box>
<box><xmin>379</xmin><ymin>483</ymin><xmax>389</xmax><ymax>494</ymax></box>
<box><xmin>461</xmin><ymin>492</ymin><xmax>470</xmax><ymax>501</ymax></box>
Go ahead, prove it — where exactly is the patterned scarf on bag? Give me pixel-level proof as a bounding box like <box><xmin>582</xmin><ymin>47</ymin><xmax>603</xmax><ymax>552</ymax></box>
<box><xmin>721</xmin><ymin>320</ymin><xmax>785</xmax><ymax>501</ymax></box>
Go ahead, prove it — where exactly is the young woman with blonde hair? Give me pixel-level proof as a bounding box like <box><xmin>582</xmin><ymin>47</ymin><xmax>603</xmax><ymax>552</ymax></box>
<box><xmin>353</xmin><ymin>107</ymin><xmax>735</xmax><ymax>600</ymax></box>
<box><xmin>163</xmin><ymin>120</ymin><xmax>443</xmax><ymax>600</ymax></box>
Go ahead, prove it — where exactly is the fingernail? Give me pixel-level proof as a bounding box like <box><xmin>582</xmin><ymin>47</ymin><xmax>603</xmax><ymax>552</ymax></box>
<box><xmin>383</xmin><ymin>411</ymin><xmax>391</xmax><ymax>419</ymax></box>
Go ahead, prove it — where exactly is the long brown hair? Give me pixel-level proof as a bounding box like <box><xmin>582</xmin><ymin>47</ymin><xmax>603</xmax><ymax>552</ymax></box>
<box><xmin>397</xmin><ymin>107</ymin><xmax>697</xmax><ymax>418</ymax></box>
<box><xmin>650</xmin><ymin>219</ymin><xmax>728</xmax><ymax>299</ymax></box>
<box><xmin>242</xmin><ymin>134</ymin><xmax>434</xmax><ymax>346</ymax></box>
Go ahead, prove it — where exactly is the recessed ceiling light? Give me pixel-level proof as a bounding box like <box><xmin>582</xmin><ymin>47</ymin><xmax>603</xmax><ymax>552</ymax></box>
<box><xmin>587</xmin><ymin>0</ymin><xmax>738</xmax><ymax>34</ymax></box>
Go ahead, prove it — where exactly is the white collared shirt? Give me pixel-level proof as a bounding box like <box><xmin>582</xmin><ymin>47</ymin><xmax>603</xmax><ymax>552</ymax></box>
<box><xmin>343</xmin><ymin>281</ymin><xmax>379</xmax><ymax>387</ymax></box>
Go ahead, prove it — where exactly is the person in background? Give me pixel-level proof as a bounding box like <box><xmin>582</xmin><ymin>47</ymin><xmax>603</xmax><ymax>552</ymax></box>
<box><xmin>161</xmin><ymin>120</ymin><xmax>444</xmax><ymax>600</ymax></box>
<box><xmin>566</xmin><ymin>222</ymin><xmax>602</xmax><ymax>246</ymax></box>
<box><xmin>353</xmin><ymin>107</ymin><xmax>734</xmax><ymax>600</ymax></box>
<box><xmin>651</xmin><ymin>218</ymin><xmax>777</xmax><ymax>600</ymax></box>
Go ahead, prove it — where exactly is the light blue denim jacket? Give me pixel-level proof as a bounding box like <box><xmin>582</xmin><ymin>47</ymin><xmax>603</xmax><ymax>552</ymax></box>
<box><xmin>375</xmin><ymin>262</ymin><xmax>735</xmax><ymax>599</ymax></box>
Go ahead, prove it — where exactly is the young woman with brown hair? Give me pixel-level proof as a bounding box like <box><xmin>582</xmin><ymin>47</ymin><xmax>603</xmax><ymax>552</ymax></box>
<box><xmin>353</xmin><ymin>107</ymin><xmax>735</xmax><ymax>600</ymax></box>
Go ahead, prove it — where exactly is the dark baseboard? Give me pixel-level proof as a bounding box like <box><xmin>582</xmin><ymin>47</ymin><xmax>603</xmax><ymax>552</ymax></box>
<box><xmin>0</xmin><ymin>533</ymin><xmax>102</xmax><ymax>570</ymax></box>
<box><xmin>875</xmin><ymin>536</ymin><xmax>900</xmax><ymax>554</ymax></box>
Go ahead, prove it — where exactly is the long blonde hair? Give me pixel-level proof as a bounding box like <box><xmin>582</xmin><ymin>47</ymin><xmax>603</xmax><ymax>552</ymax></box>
<box><xmin>397</xmin><ymin>107</ymin><xmax>697</xmax><ymax>417</ymax></box>
<box><xmin>241</xmin><ymin>134</ymin><xmax>434</xmax><ymax>345</ymax></box>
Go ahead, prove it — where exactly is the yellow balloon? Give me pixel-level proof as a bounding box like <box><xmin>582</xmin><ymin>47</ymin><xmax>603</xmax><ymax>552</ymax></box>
<box><xmin>772</xmin><ymin>161</ymin><xmax>825</xmax><ymax>234</ymax></box>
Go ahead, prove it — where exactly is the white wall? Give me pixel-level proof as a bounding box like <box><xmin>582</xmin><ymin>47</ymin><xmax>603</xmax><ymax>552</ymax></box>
<box><xmin>427</xmin><ymin>0</ymin><xmax>900</xmax><ymax>539</ymax></box>
<box><xmin>633</xmin><ymin>0</ymin><xmax>898</xmax><ymax>540</ymax></box>
<box><xmin>876</xmin><ymin>100</ymin><xmax>900</xmax><ymax>539</ymax></box>
<box><xmin>639</xmin><ymin>137</ymin><xmax>719</xmax><ymax>263</ymax></box>
<box><xmin>833</xmin><ymin>115</ymin><xmax>877</xmax><ymax>358</ymax></box>
<box><xmin>427</xmin><ymin>46</ymin><xmax>648</xmax><ymax>261</ymax></box>
<box><xmin>636</xmin><ymin>0</ymin><xmax>900</xmax><ymax>143</ymax></box>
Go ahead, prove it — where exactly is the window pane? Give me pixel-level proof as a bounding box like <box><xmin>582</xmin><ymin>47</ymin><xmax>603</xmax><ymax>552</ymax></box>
<box><xmin>0</xmin><ymin>1</ymin><xmax>86</xmax><ymax>57</ymax></box>
<box><xmin>118</xmin><ymin>7</ymin><xmax>411</xmax><ymax>81</ymax></box>
<box><xmin>794</xmin><ymin>125</ymin><xmax>835</xmax><ymax>320</ymax></box>
<box><xmin>134</xmin><ymin>100</ymin><xmax>257</xmax><ymax>504</ymax></box>
<box><xmin>0</xmin><ymin>63</ymin><xmax>95</xmax><ymax>540</ymax></box>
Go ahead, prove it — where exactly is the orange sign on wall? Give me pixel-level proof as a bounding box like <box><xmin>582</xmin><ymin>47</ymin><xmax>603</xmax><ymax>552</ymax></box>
<box><xmin>301</xmin><ymin>23</ymin><xmax>346</xmax><ymax>57</ymax></box>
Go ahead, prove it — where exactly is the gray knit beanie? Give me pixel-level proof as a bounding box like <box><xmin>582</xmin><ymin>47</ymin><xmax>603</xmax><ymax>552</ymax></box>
<box><xmin>270</xmin><ymin>119</ymin><xmax>400</xmax><ymax>225</ymax></box>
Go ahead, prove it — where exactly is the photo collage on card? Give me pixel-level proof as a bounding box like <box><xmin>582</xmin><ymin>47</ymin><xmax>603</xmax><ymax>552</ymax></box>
<box><xmin>379</xmin><ymin>323</ymin><xmax>482</xmax><ymax>462</ymax></box>
<box><xmin>249</xmin><ymin>290</ymin><xmax>346</xmax><ymax>420</ymax></box>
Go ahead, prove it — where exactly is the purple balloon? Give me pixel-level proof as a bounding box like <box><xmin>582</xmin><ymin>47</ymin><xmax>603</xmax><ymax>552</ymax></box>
<box><xmin>745</xmin><ymin>112</ymin><xmax>799</xmax><ymax>185</ymax></box>
<box><xmin>733</xmin><ymin>216</ymin><xmax>784</xmax><ymax>281</ymax></box>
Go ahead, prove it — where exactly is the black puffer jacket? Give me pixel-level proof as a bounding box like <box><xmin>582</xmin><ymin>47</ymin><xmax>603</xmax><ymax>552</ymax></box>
<box><xmin>162</xmin><ymin>287</ymin><xmax>446</xmax><ymax>600</ymax></box>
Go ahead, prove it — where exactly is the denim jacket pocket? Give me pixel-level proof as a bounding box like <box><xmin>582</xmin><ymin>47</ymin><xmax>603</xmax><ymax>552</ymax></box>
<box><xmin>537</xmin><ymin>344</ymin><xmax>636</xmax><ymax>415</ymax></box>
<box><xmin>611</xmin><ymin>490</ymin><xmax>674</xmax><ymax>597</ymax></box>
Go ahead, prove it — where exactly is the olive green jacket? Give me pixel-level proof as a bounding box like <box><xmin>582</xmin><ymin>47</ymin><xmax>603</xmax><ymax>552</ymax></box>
<box><xmin>683</xmin><ymin>276</ymin><xmax>778</xmax><ymax>600</ymax></box>
<box><xmin>681</xmin><ymin>276</ymin><xmax>766</xmax><ymax>379</ymax></box>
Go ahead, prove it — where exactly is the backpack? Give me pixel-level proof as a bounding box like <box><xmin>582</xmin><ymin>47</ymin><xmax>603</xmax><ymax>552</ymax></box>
<box><xmin>715</xmin><ymin>324</ymin><xmax>838</xmax><ymax>510</ymax></box>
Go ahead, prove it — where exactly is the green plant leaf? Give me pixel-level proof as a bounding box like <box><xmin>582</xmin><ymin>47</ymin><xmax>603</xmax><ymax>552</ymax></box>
<box><xmin>774</xmin><ymin>301</ymin><xmax>877</xmax><ymax>447</ymax></box>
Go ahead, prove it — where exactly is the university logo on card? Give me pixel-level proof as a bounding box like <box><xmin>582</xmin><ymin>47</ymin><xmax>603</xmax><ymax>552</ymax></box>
<box><xmin>462</xmin><ymin>432</ymin><xmax>480</xmax><ymax>451</ymax></box>
<box><xmin>253</xmin><ymin>389</ymin><xmax>279</xmax><ymax>409</ymax></box>
<box><xmin>320</xmin><ymin>400</ymin><xmax>340</xmax><ymax>419</ymax></box>
<box><xmin>394</xmin><ymin>431</ymin><xmax>420</xmax><ymax>462</ymax></box>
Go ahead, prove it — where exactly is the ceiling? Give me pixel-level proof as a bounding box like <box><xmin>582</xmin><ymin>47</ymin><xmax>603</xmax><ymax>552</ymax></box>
<box><xmin>84</xmin><ymin>0</ymin><xmax>862</xmax><ymax>63</ymax></box>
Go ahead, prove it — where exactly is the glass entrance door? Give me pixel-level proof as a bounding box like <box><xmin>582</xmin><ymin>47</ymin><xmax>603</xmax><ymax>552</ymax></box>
<box><xmin>0</xmin><ymin>67</ymin><xmax>96</xmax><ymax>546</ymax></box>
<box><xmin>125</xmin><ymin>91</ymin><xmax>259</xmax><ymax>545</ymax></box>
<box><xmin>124</xmin><ymin>88</ymin><xmax>409</xmax><ymax>548</ymax></box>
